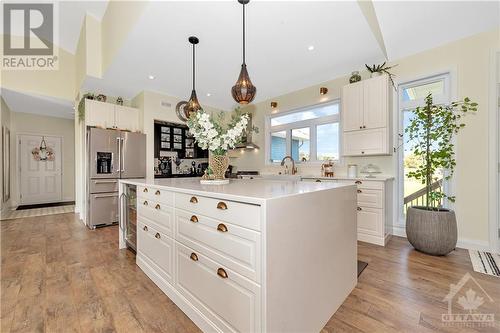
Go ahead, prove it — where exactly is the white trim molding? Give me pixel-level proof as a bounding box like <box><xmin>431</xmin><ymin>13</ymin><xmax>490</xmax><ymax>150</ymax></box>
<box><xmin>488</xmin><ymin>49</ymin><xmax>500</xmax><ymax>254</ymax></box>
<box><xmin>392</xmin><ymin>224</ymin><xmax>493</xmax><ymax>252</ymax></box>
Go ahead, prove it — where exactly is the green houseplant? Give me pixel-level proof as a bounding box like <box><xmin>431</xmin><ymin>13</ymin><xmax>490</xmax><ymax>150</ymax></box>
<box><xmin>405</xmin><ymin>93</ymin><xmax>477</xmax><ymax>255</ymax></box>
<box><xmin>365</xmin><ymin>62</ymin><xmax>397</xmax><ymax>89</ymax></box>
<box><xmin>78</xmin><ymin>93</ymin><xmax>95</xmax><ymax>122</ymax></box>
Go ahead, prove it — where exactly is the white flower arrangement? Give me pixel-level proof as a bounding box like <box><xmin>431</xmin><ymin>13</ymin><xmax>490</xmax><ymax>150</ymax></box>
<box><xmin>187</xmin><ymin>109</ymin><xmax>250</xmax><ymax>156</ymax></box>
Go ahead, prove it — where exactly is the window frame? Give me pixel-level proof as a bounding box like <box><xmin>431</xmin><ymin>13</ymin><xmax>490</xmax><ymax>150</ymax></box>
<box><xmin>397</xmin><ymin>72</ymin><xmax>452</xmax><ymax>224</ymax></box>
<box><xmin>265</xmin><ymin>100</ymin><xmax>342</xmax><ymax>165</ymax></box>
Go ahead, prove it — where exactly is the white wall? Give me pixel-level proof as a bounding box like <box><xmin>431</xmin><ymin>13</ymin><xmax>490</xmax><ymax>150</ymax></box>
<box><xmin>234</xmin><ymin>28</ymin><xmax>499</xmax><ymax>249</ymax></box>
<box><xmin>10</xmin><ymin>112</ymin><xmax>75</xmax><ymax>207</ymax></box>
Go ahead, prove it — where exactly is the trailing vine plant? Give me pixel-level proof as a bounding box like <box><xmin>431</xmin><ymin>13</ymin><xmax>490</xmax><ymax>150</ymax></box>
<box><xmin>405</xmin><ymin>93</ymin><xmax>477</xmax><ymax>210</ymax></box>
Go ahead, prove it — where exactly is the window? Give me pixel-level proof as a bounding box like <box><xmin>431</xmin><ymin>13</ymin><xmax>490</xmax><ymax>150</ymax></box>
<box><xmin>266</xmin><ymin>101</ymin><xmax>340</xmax><ymax>163</ymax></box>
<box><xmin>397</xmin><ymin>73</ymin><xmax>451</xmax><ymax>222</ymax></box>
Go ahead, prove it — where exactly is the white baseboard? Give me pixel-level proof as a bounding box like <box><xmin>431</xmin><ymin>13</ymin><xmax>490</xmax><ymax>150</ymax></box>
<box><xmin>391</xmin><ymin>224</ymin><xmax>493</xmax><ymax>252</ymax></box>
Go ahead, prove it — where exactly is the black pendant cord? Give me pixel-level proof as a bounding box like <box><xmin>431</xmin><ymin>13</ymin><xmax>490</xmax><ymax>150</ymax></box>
<box><xmin>192</xmin><ymin>43</ymin><xmax>196</xmax><ymax>91</ymax></box>
<box><xmin>242</xmin><ymin>3</ymin><xmax>246</xmax><ymax>65</ymax></box>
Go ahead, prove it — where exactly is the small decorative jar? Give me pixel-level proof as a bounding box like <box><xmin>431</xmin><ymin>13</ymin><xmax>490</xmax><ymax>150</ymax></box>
<box><xmin>116</xmin><ymin>97</ymin><xmax>124</xmax><ymax>106</ymax></box>
<box><xmin>349</xmin><ymin>71</ymin><xmax>361</xmax><ymax>84</ymax></box>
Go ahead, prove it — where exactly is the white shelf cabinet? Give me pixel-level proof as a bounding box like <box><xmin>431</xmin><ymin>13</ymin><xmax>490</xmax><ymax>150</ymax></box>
<box><xmin>85</xmin><ymin>99</ymin><xmax>140</xmax><ymax>132</ymax></box>
<box><xmin>342</xmin><ymin>74</ymin><xmax>391</xmax><ymax>156</ymax></box>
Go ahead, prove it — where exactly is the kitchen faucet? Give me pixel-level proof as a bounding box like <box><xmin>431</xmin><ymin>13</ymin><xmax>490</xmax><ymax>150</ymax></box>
<box><xmin>280</xmin><ymin>155</ymin><xmax>298</xmax><ymax>175</ymax></box>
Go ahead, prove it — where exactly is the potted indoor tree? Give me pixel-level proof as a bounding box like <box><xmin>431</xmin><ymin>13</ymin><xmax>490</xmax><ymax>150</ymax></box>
<box><xmin>405</xmin><ymin>93</ymin><xmax>477</xmax><ymax>256</ymax></box>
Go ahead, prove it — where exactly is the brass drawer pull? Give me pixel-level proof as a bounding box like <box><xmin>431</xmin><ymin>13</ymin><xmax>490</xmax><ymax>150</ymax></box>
<box><xmin>217</xmin><ymin>223</ymin><xmax>228</xmax><ymax>233</ymax></box>
<box><xmin>357</xmin><ymin>189</ymin><xmax>362</xmax><ymax>193</ymax></box>
<box><xmin>190</xmin><ymin>196</ymin><xmax>198</xmax><ymax>204</ymax></box>
<box><xmin>143</xmin><ymin>225</ymin><xmax>148</xmax><ymax>231</ymax></box>
<box><xmin>217</xmin><ymin>201</ymin><xmax>227</xmax><ymax>210</ymax></box>
<box><xmin>357</xmin><ymin>207</ymin><xmax>362</xmax><ymax>211</ymax></box>
<box><xmin>190</xmin><ymin>252</ymin><xmax>198</xmax><ymax>261</ymax></box>
<box><xmin>315</xmin><ymin>179</ymin><xmax>322</xmax><ymax>182</ymax></box>
<box><xmin>190</xmin><ymin>215</ymin><xmax>199</xmax><ymax>223</ymax></box>
<box><xmin>355</xmin><ymin>181</ymin><xmax>362</xmax><ymax>185</ymax></box>
<box><xmin>155</xmin><ymin>232</ymin><xmax>161</xmax><ymax>239</ymax></box>
<box><xmin>217</xmin><ymin>268</ymin><xmax>228</xmax><ymax>279</ymax></box>
<box><xmin>155</xmin><ymin>190</ymin><xmax>161</xmax><ymax>195</ymax></box>
<box><xmin>143</xmin><ymin>200</ymin><xmax>148</xmax><ymax>206</ymax></box>
<box><xmin>143</xmin><ymin>188</ymin><xmax>148</xmax><ymax>193</ymax></box>
<box><xmin>155</xmin><ymin>204</ymin><xmax>161</xmax><ymax>210</ymax></box>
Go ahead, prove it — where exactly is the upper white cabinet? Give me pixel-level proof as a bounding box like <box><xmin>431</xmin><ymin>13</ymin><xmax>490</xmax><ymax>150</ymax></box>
<box><xmin>85</xmin><ymin>99</ymin><xmax>140</xmax><ymax>132</ymax></box>
<box><xmin>342</xmin><ymin>74</ymin><xmax>391</xmax><ymax>156</ymax></box>
<box><xmin>115</xmin><ymin>106</ymin><xmax>140</xmax><ymax>132</ymax></box>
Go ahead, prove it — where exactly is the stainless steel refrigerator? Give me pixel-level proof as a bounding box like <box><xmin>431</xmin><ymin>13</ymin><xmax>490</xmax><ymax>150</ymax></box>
<box><xmin>87</xmin><ymin>128</ymin><xmax>146</xmax><ymax>229</ymax></box>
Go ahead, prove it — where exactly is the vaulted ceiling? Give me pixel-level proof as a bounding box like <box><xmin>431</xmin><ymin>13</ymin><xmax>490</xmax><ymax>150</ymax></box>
<box><xmin>85</xmin><ymin>0</ymin><xmax>499</xmax><ymax>111</ymax></box>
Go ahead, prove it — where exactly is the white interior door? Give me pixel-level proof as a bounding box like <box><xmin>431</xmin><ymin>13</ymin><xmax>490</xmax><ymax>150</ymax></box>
<box><xmin>19</xmin><ymin>135</ymin><xmax>62</xmax><ymax>205</ymax></box>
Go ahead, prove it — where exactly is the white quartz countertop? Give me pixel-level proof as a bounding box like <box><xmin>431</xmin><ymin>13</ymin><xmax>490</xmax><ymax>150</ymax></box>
<box><xmin>301</xmin><ymin>175</ymin><xmax>395</xmax><ymax>181</ymax></box>
<box><xmin>120</xmin><ymin>178</ymin><xmax>355</xmax><ymax>204</ymax></box>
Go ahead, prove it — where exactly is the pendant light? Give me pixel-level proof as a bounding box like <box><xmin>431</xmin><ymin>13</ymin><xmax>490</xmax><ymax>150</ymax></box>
<box><xmin>232</xmin><ymin>0</ymin><xmax>256</xmax><ymax>104</ymax></box>
<box><xmin>185</xmin><ymin>36</ymin><xmax>202</xmax><ymax>117</ymax></box>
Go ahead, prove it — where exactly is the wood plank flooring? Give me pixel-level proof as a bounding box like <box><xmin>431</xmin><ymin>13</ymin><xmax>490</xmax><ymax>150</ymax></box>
<box><xmin>1</xmin><ymin>213</ymin><xmax>499</xmax><ymax>333</ymax></box>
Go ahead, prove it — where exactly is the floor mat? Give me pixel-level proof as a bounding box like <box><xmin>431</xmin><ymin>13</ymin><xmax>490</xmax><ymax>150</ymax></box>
<box><xmin>468</xmin><ymin>250</ymin><xmax>500</xmax><ymax>277</ymax></box>
<box><xmin>1</xmin><ymin>205</ymin><xmax>75</xmax><ymax>220</ymax></box>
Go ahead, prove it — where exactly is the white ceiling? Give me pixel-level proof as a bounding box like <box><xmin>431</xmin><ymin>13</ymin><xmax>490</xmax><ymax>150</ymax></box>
<box><xmin>373</xmin><ymin>1</ymin><xmax>500</xmax><ymax>60</ymax></box>
<box><xmin>83</xmin><ymin>0</ymin><xmax>499</xmax><ymax>111</ymax></box>
<box><xmin>1</xmin><ymin>89</ymin><xmax>74</xmax><ymax>119</ymax></box>
<box><xmin>84</xmin><ymin>1</ymin><xmax>384</xmax><ymax>110</ymax></box>
<box><xmin>0</xmin><ymin>0</ymin><xmax>108</xmax><ymax>54</ymax></box>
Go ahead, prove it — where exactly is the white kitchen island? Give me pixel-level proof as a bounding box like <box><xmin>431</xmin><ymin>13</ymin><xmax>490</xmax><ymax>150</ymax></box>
<box><xmin>118</xmin><ymin>178</ymin><xmax>357</xmax><ymax>333</ymax></box>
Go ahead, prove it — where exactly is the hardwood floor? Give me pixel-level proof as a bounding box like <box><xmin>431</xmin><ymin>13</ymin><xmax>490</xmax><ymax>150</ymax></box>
<box><xmin>1</xmin><ymin>213</ymin><xmax>499</xmax><ymax>333</ymax></box>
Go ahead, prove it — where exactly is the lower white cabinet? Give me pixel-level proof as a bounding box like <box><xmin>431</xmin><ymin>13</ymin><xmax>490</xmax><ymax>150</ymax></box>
<box><xmin>175</xmin><ymin>242</ymin><xmax>261</xmax><ymax>333</ymax></box>
<box><xmin>137</xmin><ymin>220</ymin><xmax>174</xmax><ymax>284</ymax></box>
<box><xmin>134</xmin><ymin>184</ymin><xmax>357</xmax><ymax>333</ymax></box>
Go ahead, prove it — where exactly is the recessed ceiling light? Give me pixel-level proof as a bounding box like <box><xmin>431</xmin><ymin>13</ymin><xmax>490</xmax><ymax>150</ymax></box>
<box><xmin>206</xmin><ymin>93</ymin><xmax>211</xmax><ymax>97</ymax></box>
<box><xmin>308</xmin><ymin>45</ymin><xmax>314</xmax><ymax>51</ymax></box>
<box><xmin>148</xmin><ymin>75</ymin><xmax>155</xmax><ymax>80</ymax></box>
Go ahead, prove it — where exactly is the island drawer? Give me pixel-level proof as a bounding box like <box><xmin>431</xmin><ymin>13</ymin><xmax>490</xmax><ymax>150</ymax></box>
<box><xmin>138</xmin><ymin>186</ymin><xmax>174</xmax><ymax>206</ymax></box>
<box><xmin>175</xmin><ymin>209</ymin><xmax>261</xmax><ymax>283</ymax></box>
<box><xmin>175</xmin><ymin>193</ymin><xmax>261</xmax><ymax>231</ymax></box>
<box><xmin>175</xmin><ymin>241</ymin><xmax>261</xmax><ymax>333</ymax></box>
<box><xmin>356</xmin><ymin>189</ymin><xmax>383</xmax><ymax>209</ymax></box>
<box><xmin>137</xmin><ymin>220</ymin><xmax>174</xmax><ymax>284</ymax></box>
<box><xmin>137</xmin><ymin>198</ymin><xmax>173</xmax><ymax>237</ymax></box>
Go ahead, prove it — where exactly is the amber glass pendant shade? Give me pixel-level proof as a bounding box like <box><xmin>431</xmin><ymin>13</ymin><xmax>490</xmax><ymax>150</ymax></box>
<box><xmin>232</xmin><ymin>0</ymin><xmax>256</xmax><ymax>105</ymax></box>
<box><xmin>232</xmin><ymin>64</ymin><xmax>256</xmax><ymax>105</ymax></box>
<box><xmin>185</xmin><ymin>89</ymin><xmax>202</xmax><ymax>117</ymax></box>
<box><xmin>185</xmin><ymin>36</ymin><xmax>202</xmax><ymax>118</ymax></box>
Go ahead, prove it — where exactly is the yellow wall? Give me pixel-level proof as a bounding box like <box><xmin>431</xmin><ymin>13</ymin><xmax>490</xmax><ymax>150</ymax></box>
<box><xmin>10</xmin><ymin>112</ymin><xmax>75</xmax><ymax>206</ymax></box>
<box><xmin>236</xmin><ymin>28</ymin><xmax>499</xmax><ymax>246</ymax></box>
<box><xmin>1</xmin><ymin>36</ymin><xmax>76</xmax><ymax>101</ymax></box>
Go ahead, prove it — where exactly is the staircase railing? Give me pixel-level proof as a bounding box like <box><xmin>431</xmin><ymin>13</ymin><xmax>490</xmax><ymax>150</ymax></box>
<box><xmin>404</xmin><ymin>179</ymin><xmax>443</xmax><ymax>211</ymax></box>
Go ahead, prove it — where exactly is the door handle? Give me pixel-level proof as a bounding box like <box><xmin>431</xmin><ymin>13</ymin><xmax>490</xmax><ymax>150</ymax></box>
<box><xmin>121</xmin><ymin>137</ymin><xmax>125</xmax><ymax>172</ymax></box>
<box><xmin>94</xmin><ymin>180</ymin><xmax>117</xmax><ymax>184</ymax></box>
<box><xmin>116</xmin><ymin>137</ymin><xmax>121</xmax><ymax>174</ymax></box>
<box><xmin>94</xmin><ymin>194</ymin><xmax>118</xmax><ymax>199</ymax></box>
